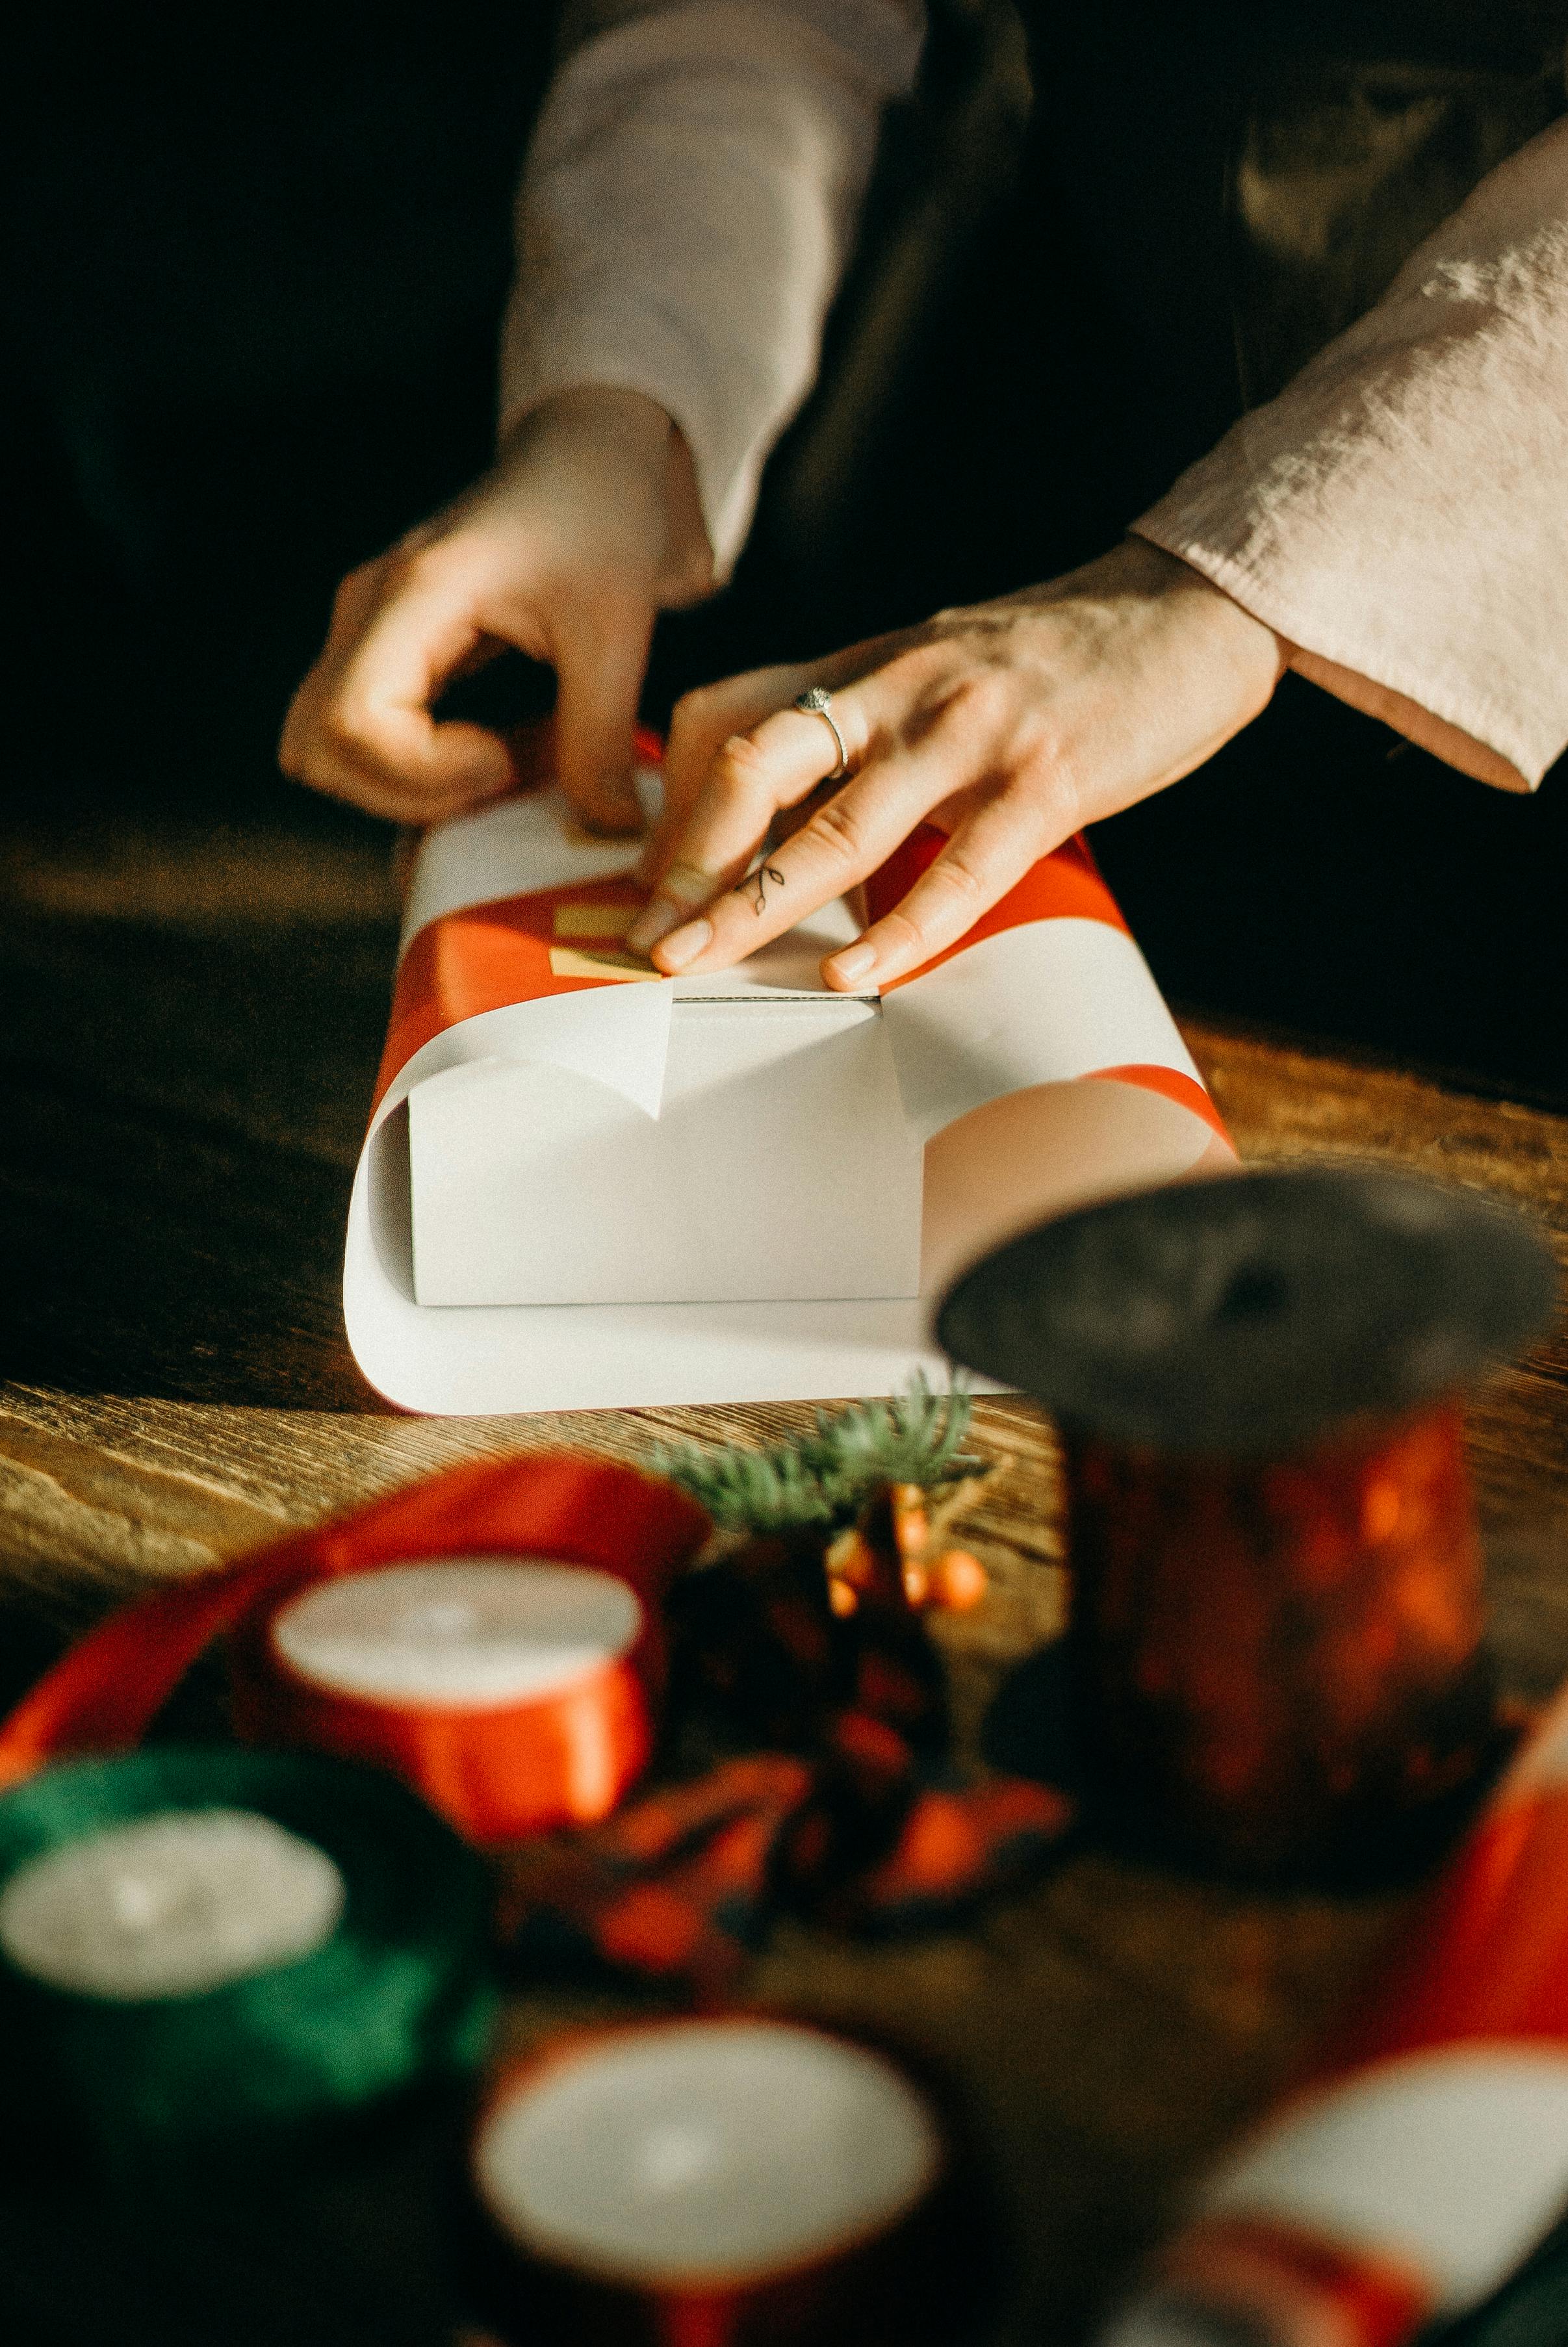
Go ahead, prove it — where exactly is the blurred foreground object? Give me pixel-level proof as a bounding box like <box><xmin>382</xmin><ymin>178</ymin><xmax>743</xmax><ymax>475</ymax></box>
<box><xmin>940</xmin><ymin>1165</ymin><xmax>1558</xmax><ymax>1880</ymax></box>
<box><xmin>1100</xmin><ymin>1667</ymin><xmax>1568</xmax><ymax>2346</ymax></box>
<box><xmin>464</xmin><ymin>2016</ymin><xmax>985</xmax><ymax>2347</ymax></box>
<box><xmin>0</xmin><ymin>1747</ymin><xmax>492</xmax><ymax>2175</ymax></box>
<box><xmin>0</xmin><ymin>1458</ymin><xmax>708</xmax><ymax>1843</ymax></box>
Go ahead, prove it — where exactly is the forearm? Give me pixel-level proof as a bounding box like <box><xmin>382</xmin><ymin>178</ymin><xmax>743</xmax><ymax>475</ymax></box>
<box><xmin>500</xmin><ymin>0</ymin><xmax>922</xmax><ymax>580</ymax></box>
<box><xmin>1133</xmin><ymin>110</ymin><xmax>1568</xmax><ymax>791</ymax></box>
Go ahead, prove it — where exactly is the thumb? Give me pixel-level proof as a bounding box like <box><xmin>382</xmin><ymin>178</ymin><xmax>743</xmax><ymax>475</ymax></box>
<box><xmin>550</xmin><ymin>600</ymin><xmax>655</xmax><ymax>836</ymax></box>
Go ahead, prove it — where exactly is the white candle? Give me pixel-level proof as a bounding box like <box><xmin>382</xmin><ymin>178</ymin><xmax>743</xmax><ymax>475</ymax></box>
<box><xmin>474</xmin><ymin>2021</ymin><xmax>942</xmax><ymax>2285</ymax></box>
<box><xmin>0</xmin><ymin>1809</ymin><xmax>346</xmax><ymax>2001</ymax></box>
<box><xmin>270</xmin><ymin>1558</ymin><xmax>643</xmax><ymax>1711</ymax></box>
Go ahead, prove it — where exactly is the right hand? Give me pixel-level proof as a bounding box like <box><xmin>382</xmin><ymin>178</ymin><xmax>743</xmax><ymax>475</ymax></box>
<box><xmin>279</xmin><ymin>385</ymin><xmax>713</xmax><ymax>831</ymax></box>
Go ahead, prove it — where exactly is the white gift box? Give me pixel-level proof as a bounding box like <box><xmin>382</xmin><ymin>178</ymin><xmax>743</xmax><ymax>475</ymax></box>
<box><xmin>407</xmin><ymin>904</ymin><xmax>923</xmax><ymax>1308</ymax></box>
<box><xmin>343</xmin><ymin>780</ymin><xmax>1230</xmax><ymax>1413</ymax></box>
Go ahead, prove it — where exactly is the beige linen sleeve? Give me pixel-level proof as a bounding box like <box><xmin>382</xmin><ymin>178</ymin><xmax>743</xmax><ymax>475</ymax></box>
<box><xmin>1133</xmin><ymin>112</ymin><xmax>1568</xmax><ymax>791</ymax></box>
<box><xmin>499</xmin><ymin>0</ymin><xmax>922</xmax><ymax>581</ymax></box>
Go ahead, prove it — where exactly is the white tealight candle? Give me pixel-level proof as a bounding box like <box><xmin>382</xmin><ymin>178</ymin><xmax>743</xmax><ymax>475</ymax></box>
<box><xmin>474</xmin><ymin>2021</ymin><xmax>942</xmax><ymax>2285</ymax></box>
<box><xmin>270</xmin><ymin>1559</ymin><xmax>643</xmax><ymax>1712</ymax></box>
<box><xmin>0</xmin><ymin>1810</ymin><xmax>346</xmax><ymax>2002</ymax></box>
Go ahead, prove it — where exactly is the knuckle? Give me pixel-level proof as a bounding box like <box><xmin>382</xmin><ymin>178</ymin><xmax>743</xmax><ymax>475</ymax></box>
<box><xmin>875</xmin><ymin>908</ymin><xmax>932</xmax><ymax>960</ymax></box>
<box><xmin>331</xmin><ymin>561</ymin><xmax>377</xmax><ymax>617</ymax></box>
<box><xmin>397</xmin><ymin>543</ymin><xmax>463</xmax><ymax>598</ymax></box>
<box><xmin>320</xmin><ymin>695</ymin><xmax>376</xmax><ymax>758</ymax></box>
<box><xmin>710</xmin><ymin>732</ymin><xmax>773</xmax><ymax>797</ymax></box>
<box><xmin>927</xmin><ymin>851</ymin><xmax>986</xmax><ymax>906</ymax></box>
<box><xmin>671</xmin><ymin>683</ymin><xmax>718</xmax><ymax>734</ymax></box>
<box><xmin>886</xmin><ymin>643</ymin><xmax>945</xmax><ymax>695</ymax></box>
<box><xmin>803</xmin><ymin>795</ymin><xmax>865</xmax><ymax>868</ymax></box>
<box><xmin>1022</xmin><ymin>737</ymin><xmax>1082</xmax><ymax>828</ymax></box>
<box><xmin>946</xmin><ymin>669</ymin><xmax>1012</xmax><ymax>729</ymax></box>
<box><xmin>665</xmin><ymin>687</ymin><xmax>732</xmax><ymax>778</ymax></box>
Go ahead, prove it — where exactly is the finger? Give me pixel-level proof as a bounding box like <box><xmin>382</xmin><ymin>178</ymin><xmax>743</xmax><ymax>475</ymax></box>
<box><xmin>283</xmin><ymin>565</ymin><xmax>515</xmax><ymax>808</ymax></box>
<box><xmin>550</xmin><ymin>599</ymin><xmax>654</xmax><ymax>836</ymax></box>
<box><xmin>279</xmin><ymin>707</ymin><xmax>515</xmax><ymax>821</ymax></box>
<box><xmin>636</xmin><ymin>616</ymin><xmax>940</xmax><ymax>893</ymax></box>
<box><xmin>647</xmin><ymin>687</ymin><xmax>966</xmax><ymax>976</ymax></box>
<box><xmin>636</xmin><ymin>664</ymin><xmax>811</xmax><ymax>888</ymax></box>
<box><xmin>628</xmin><ymin>686</ymin><xmax>873</xmax><ymax>956</ymax></box>
<box><xmin>820</xmin><ymin>785</ymin><xmax>1058</xmax><ymax>991</ymax></box>
<box><xmin>627</xmin><ymin>728</ymin><xmax>790</xmax><ymax>954</ymax></box>
<box><xmin>280</xmin><ymin>736</ymin><xmax>512</xmax><ymax>825</ymax></box>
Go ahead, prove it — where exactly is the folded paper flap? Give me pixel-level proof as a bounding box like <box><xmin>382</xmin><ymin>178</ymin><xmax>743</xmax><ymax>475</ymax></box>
<box><xmin>379</xmin><ymin>811</ymin><xmax>868</xmax><ymax>1113</ymax></box>
<box><xmin>411</xmin><ymin>1053</ymin><xmax>660</xmax><ymax>1128</ymax></box>
<box><xmin>884</xmin><ymin>918</ymin><xmax>1202</xmax><ymax>1144</ymax></box>
<box><xmin>378</xmin><ymin>877</ymin><xmax>658</xmax><ymax>1109</ymax></box>
<box><xmin>385</xmin><ymin>980</ymin><xmax>675</xmax><ymax>1125</ymax></box>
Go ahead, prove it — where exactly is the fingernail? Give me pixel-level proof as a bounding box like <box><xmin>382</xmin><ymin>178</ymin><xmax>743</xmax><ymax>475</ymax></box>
<box><xmin>628</xmin><ymin>860</ymin><xmax>713</xmax><ymax>941</ymax></box>
<box><xmin>626</xmin><ymin>895</ymin><xmax>683</xmax><ymax>955</ymax></box>
<box><xmin>653</xmin><ymin>917</ymin><xmax>712</xmax><ymax>972</ymax></box>
<box><xmin>578</xmin><ymin>802</ymin><xmax>642</xmax><ymax>840</ymax></box>
<box><xmin>662</xmin><ymin>861</ymin><xmax>719</xmax><ymax>906</ymax></box>
<box><xmin>825</xmin><ymin>942</ymin><xmax>876</xmax><ymax>989</ymax></box>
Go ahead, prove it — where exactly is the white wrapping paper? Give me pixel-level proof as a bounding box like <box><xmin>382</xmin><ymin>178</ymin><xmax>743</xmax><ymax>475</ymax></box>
<box><xmin>344</xmin><ymin>781</ymin><xmax>1231</xmax><ymax>1413</ymax></box>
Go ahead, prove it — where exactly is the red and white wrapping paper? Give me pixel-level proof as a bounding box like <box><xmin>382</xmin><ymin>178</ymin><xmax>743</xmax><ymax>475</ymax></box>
<box><xmin>345</xmin><ymin>764</ymin><xmax>1231</xmax><ymax>1413</ymax></box>
<box><xmin>1104</xmin><ymin>1680</ymin><xmax>1568</xmax><ymax>2347</ymax></box>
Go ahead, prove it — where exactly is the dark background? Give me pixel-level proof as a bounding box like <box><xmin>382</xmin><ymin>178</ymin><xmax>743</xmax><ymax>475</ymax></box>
<box><xmin>5</xmin><ymin>0</ymin><xmax>1565</xmax><ymax>1101</ymax></box>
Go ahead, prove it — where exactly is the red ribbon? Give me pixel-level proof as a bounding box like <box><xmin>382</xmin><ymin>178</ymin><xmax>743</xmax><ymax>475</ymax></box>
<box><xmin>0</xmin><ymin>1457</ymin><xmax>709</xmax><ymax>1844</ymax></box>
<box><xmin>467</xmin><ymin>2016</ymin><xmax>970</xmax><ymax>2347</ymax></box>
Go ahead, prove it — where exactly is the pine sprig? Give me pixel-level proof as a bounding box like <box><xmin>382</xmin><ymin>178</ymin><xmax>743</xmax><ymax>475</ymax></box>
<box><xmin>651</xmin><ymin>1376</ymin><xmax>986</xmax><ymax>1536</ymax></box>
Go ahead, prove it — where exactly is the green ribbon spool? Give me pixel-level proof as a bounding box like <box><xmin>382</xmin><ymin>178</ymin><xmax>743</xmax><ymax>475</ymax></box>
<box><xmin>0</xmin><ymin>1745</ymin><xmax>496</xmax><ymax>2172</ymax></box>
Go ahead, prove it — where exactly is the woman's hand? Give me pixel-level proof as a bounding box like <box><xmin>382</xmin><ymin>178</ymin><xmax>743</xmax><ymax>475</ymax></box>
<box><xmin>279</xmin><ymin>386</ymin><xmax>712</xmax><ymax>832</ymax></box>
<box><xmin>626</xmin><ymin>539</ymin><xmax>1285</xmax><ymax>986</ymax></box>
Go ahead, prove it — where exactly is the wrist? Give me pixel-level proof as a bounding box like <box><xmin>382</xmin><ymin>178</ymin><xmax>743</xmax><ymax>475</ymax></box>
<box><xmin>496</xmin><ymin>382</ymin><xmax>672</xmax><ymax>472</ymax></box>
<box><xmin>1118</xmin><ymin>533</ymin><xmax>1289</xmax><ymax>685</ymax></box>
<box><xmin>496</xmin><ymin>385</ymin><xmax>713</xmax><ymax>606</ymax></box>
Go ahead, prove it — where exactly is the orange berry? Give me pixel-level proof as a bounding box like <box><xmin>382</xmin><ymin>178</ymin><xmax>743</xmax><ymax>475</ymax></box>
<box><xmin>931</xmin><ymin>1550</ymin><xmax>987</xmax><ymax>1611</ymax></box>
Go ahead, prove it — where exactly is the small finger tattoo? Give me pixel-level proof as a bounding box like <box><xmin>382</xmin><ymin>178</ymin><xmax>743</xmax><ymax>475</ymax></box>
<box><xmin>736</xmin><ymin>862</ymin><xmax>786</xmax><ymax>914</ymax></box>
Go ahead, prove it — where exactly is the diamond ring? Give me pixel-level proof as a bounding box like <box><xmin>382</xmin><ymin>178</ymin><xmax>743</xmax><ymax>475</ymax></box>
<box><xmin>791</xmin><ymin>687</ymin><xmax>850</xmax><ymax>780</ymax></box>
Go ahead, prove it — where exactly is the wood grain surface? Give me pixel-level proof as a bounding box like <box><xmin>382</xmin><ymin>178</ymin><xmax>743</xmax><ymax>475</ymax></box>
<box><xmin>3</xmin><ymin>780</ymin><xmax>1567</xmax><ymax>2344</ymax></box>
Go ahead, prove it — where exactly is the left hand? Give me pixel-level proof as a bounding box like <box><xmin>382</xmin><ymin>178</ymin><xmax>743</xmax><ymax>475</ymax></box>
<box><xmin>626</xmin><ymin>539</ymin><xmax>1286</xmax><ymax>989</ymax></box>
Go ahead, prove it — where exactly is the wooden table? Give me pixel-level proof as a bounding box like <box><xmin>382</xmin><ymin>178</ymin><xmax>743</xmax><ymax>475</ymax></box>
<box><xmin>5</xmin><ymin>777</ymin><xmax>1567</xmax><ymax>2345</ymax></box>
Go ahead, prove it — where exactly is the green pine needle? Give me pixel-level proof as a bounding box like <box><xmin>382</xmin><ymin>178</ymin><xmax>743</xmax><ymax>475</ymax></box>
<box><xmin>651</xmin><ymin>1375</ymin><xmax>986</xmax><ymax>1536</ymax></box>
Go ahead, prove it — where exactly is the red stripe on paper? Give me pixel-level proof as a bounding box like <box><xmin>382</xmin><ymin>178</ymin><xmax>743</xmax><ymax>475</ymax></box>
<box><xmin>1161</xmin><ymin>2212</ymin><xmax>1433</xmax><ymax>2347</ymax></box>
<box><xmin>375</xmin><ymin>874</ymin><xmax>650</xmax><ymax>1113</ymax></box>
<box><xmin>865</xmin><ymin>825</ymin><xmax>1129</xmax><ymax>994</ymax></box>
<box><xmin>1086</xmin><ymin>1062</ymin><xmax>1231</xmax><ymax>1145</ymax></box>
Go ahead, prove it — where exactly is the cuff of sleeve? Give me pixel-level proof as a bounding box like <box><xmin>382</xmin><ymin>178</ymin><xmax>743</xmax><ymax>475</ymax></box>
<box><xmin>1129</xmin><ymin>481</ymin><xmax>1552</xmax><ymax>792</ymax></box>
<box><xmin>500</xmin><ymin>1</ymin><xmax>915</xmax><ymax>582</ymax></box>
<box><xmin>499</xmin><ymin>327</ymin><xmax>758</xmax><ymax>585</ymax></box>
<box><xmin>1130</xmin><ymin>517</ymin><xmax>1539</xmax><ymax>793</ymax></box>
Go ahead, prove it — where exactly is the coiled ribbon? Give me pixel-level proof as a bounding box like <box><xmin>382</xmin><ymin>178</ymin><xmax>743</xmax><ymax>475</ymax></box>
<box><xmin>0</xmin><ymin>1457</ymin><xmax>710</xmax><ymax>1844</ymax></box>
<box><xmin>0</xmin><ymin>1743</ymin><xmax>494</xmax><ymax>2172</ymax></box>
<box><xmin>1103</xmin><ymin>1672</ymin><xmax>1568</xmax><ymax>2346</ymax></box>
<box><xmin>463</xmin><ymin>2014</ymin><xmax>979</xmax><ymax>2347</ymax></box>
